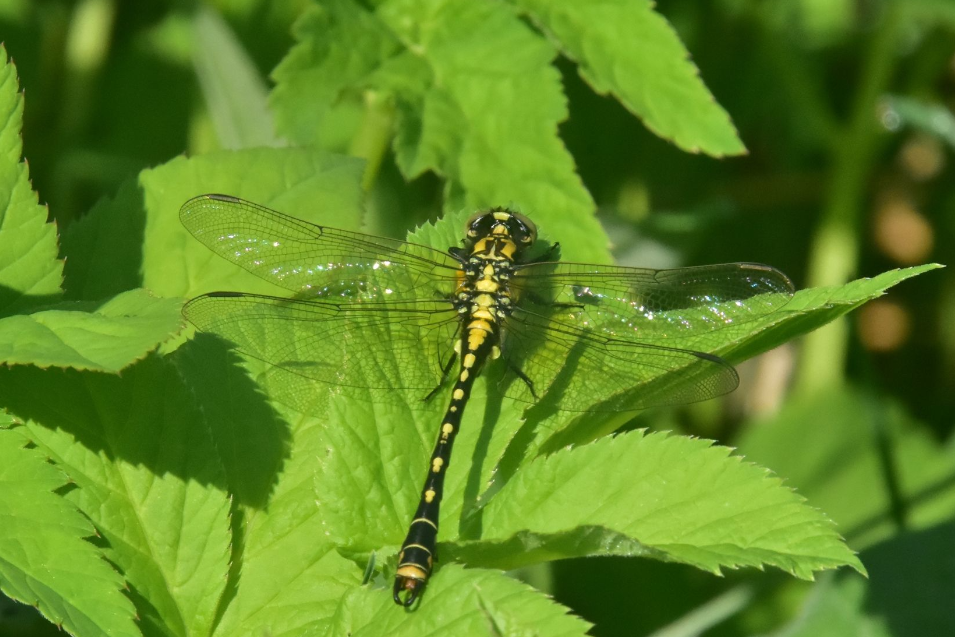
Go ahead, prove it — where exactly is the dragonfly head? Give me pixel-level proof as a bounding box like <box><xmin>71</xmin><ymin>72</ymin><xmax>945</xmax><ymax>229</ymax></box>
<box><xmin>464</xmin><ymin>208</ymin><xmax>537</xmax><ymax>258</ymax></box>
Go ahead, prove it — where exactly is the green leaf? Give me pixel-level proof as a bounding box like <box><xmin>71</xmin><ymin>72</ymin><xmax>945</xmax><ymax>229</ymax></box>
<box><xmin>0</xmin><ymin>357</ymin><xmax>233</xmax><ymax>637</ymax></box>
<box><xmin>272</xmin><ymin>0</ymin><xmax>611</xmax><ymax>263</ymax></box>
<box><xmin>0</xmin><ymin>289</ymin><xmax>183</xmax><ymax>372</ymax></box>
<box><xmin>453</xmin><ymin>429</ymin><xmax>864</xmax><ymax>579</ymax></box>
<box><xmin>173</xmin><ymin>342</ymin><xmax>363</xmax><ymax>636</ymax></box>
<box><xmin>718</xmin><ymin>265</ymin><xmax>943</xmax><ymax>364</ymax></box>
<box><xmin>191</xmin><ymin>4</ymin><xmax>281</xmax><ymax>149</ymax></box>
<box><xmin>0</xmin><ymin>427</ymin><xmax>139</xmax><ymax>637</ymax></box>
<box><xmin>271</xmin><ymin>0</ymin><xmax>399</xmax><ymax>151</ymax></box>
<box><xmin>513</xmin><ymin>0</ymin><xmax>746</xmax><ymax>156</ymax></box>
<box><xmin>375</xmin><ymin>0</ymin><xmax>609</xmax><ymax>263</ymax></box>
<box><xmin>60</xmin><ymin>179</ymin><xmax>146</xmax><ymax>301</ymax></box>
<box><xmin>322</xmin><ymin>565</ymin><xmax>591</xmax><ymax>637</ymax></box>
<box><xmin>0</xmin><ymin>45</ymin><xmax>63</xmax><ymax>314</ymax></box>
<box><xmin>737</xmin><ymin>386</ymin><xmax>955</xmax><ymax>550</ymax></box>
<box><xmin>138</xmin><ymin>147</ymin><xmax>366</xmax><ymax>299</ymax></box>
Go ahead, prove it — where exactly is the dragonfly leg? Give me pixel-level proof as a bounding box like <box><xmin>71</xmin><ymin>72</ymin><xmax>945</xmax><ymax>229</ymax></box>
<box><xmin>504</xmin><ymin>357</ymin><xmax>538</xmax><ymax>399</ymax></box>
<box><xmin>528</xmin><ymin>241</ymin><xmax>560</xmax><ymax>263</ymax></box>
<box><xmin>424</xmin><ymin>351</ymin><xmax>458</xmax><ymax>402</ymax></box>
<box><xmin>517</xmin><ymin>288</ymin><xmax>584</xmax><ymax>313</ymax></box>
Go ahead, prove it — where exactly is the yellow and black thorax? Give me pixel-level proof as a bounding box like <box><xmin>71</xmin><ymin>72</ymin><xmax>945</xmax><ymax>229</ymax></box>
<box><xmin>450</xmin><ymin>208</ymin><xmax>538</xmax><ymax>352</ymax></box>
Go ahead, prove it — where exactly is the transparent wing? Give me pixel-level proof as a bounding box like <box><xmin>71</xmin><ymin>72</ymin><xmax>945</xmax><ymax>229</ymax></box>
<box><xmin>499</xmin><ymin>307</ymin><xmax>739</xmax><ymax>412</ymax></box>
<box><xmin>183</xmin><ymin>293</ymin><xmax>460</xmax><ymax>393</ymax></box>
<box><xmin>499</xmin><ymin>262</ymin><xmax>794</xmax><ymax>411</ymax></box>
<box><xmin>510</xmin><ymin>262</ymin><xmax>793</xmax><ymax>348</ymax></box>
<box><xmin>180</xmin><ymin>194</ymin><xmax>461</xmax><ymax>300</ymax></box>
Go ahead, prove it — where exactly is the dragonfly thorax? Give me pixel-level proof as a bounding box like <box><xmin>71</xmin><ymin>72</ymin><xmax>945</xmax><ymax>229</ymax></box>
<box><xmin>455</xmin><ymin>256</ymin><xmax>515</xmax><ymax>325</ymax></box>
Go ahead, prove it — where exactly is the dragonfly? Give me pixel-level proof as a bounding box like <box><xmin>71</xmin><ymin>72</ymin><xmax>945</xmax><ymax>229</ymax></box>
<box><xmin>180</xmin><ymin>194</ymin><xmax>793</xmax><ymax>606</ymax></box>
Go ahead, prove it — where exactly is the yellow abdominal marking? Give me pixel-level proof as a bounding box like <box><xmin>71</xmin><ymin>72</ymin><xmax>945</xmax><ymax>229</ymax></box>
<box><xmin>442</xmin><ymin>423</ymin><xmax>454</xmax><ymax>436</ymax></box>
<box><xmin>449</xmin><ymin>406</ymin><xmax>457</xmax><ymax>412</ymax></box>
<box><xmin>431</xmin><ymin>457</ymin><xmax>444</xmax><ymax>473</ymax></box>
<box><xmin>459</xmin><ymin>370</ymin><xmax>469</xmax><ymax>382</ymax></box>
<box><xmin>413</xmin><ymin>517</ymin><xmax>438</xmax><ymax>530</ymax></box>
<box><xmin>396</xmin><ymin>564</ymin><xmax>428</xmax><ymax>579</ymax></box>
<box><xmin>468</xmin><ymin>318</ymin><xmax>492</xmax><ymax>332</ymax></box>
<box><xmin>467</xmin><ymin>323</ymin><xmax>490</xmax><ymax>351</ymax></box>
<box><xmin>463</xmin><ymin>353</ymin><xmax>476</xmax><ymax>368</ymax></box>
<box><xmin>425</xmin><ymin>489</ymin><xmax>436</xmax><ymax>503</ymax></box>
<box><xmin>453</xmin><ymin>389</ymin><xmax>465</xmax><ymax>400</ymax></box>
<box><xmin>403</xmin><ymin>543</ymin><xmax>432</xmax><ymax>555</ymax></box>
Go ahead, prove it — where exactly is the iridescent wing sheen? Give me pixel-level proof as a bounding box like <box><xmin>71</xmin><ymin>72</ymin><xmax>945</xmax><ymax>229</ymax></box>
<box><xmin>497</xmin><ymin>262</ymin><xmax>794</xmax><ymax>411</ymax></box>
<box><xmin>180</xmin><ymin>194</ymin><xmax>461</xmax><ymax>301</ymax></box>
<box><xmin>183</xmin><ymin>293</ymin><xmax>460</xmax><ymax>393</ymax></box>
<box><xmin>180</xmin><ymin>194</ymin><xmax>464</xmax><ymax>394</ymax></box>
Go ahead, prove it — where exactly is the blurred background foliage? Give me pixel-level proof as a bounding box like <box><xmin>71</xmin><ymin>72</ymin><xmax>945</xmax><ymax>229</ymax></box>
<box><xmin>1</xmin><ymin>0</ymin><xmax>953</xmax><ymax>636</ymax></box>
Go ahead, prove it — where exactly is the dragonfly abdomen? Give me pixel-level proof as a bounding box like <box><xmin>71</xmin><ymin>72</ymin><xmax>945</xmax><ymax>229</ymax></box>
<box><xmin>392</xmin><ymin>326</ymin><xmax>496</xmax><ymax>605</ymax></box>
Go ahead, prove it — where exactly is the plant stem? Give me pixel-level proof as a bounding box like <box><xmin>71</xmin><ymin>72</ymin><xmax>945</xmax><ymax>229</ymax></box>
<box><xmin>794</xmin><ymin>1</ymin><xmax>903</xmax><ymax>395</ymax></box>
<box><xmin>647</xmin><ymin>585</ymin><xmax>755</xmax><ymax>637</ymax></box>
<box><xmin>349</xmin><ymin>90</ymin><xmax>395</xmax><ymax>192</ymax></box>
<box><xmin>61</xmin><ymin>0</ymin><xmax>115</xmax><ymax>140</ymax></box>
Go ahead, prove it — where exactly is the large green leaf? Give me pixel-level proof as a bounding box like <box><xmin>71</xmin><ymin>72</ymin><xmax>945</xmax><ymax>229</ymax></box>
<box><xmin>512</xmin><ymin>0</ymin><xmax>745</xmax><ymax>156</ymax></box>
<box><xmin>173</xmin><ymin>340</ymin><xmax>363</xmax><ymax>637</ymax></box>
<box><xmin>60</xmin><ymin>179</ymin><xmax>146</xmax><ymax>301</ymax></box>
<box><xmin>271</xmin><ymin>0</ymin><xmax>400</xmax><ymax>152</ymax></box>
<box><xmin>0</xmin><ymin>426</ymin><xmax>139</xmax><ymax>637</ymax></box>
<box><xmin>0</xmin><ymin>45</ymin><xmax>63</xmax><ymax>315</ymax></box>
<box><xmin>377</xmin><ymin>0</ymin><xmax>608</xmax><ymax>263</ymax></box>
<box><xmin>271</xmin><ymin>0</ymin><xmax>610</xmax><ymax>263</ymax></box>
<box><xmin>0</xmin><ymin>289</ymin><xmax>183</xmax><ymax>372</ymax></box>
<box><xmin>0</xmin><ymin>357</ymin><xmax>233</xmax><ymax>637</ymax></box>
<box><xmin>451</xmin><ymin>429</ymin><xmax>865</xmax><ymax>579</ymax></box>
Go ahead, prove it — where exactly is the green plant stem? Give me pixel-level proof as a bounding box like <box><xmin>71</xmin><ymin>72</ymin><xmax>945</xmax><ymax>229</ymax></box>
<box><xmin>794</xmin><ymin>1</ymin><xmax>903</xmax><ymax>395</ymax></box>
<box><xmin>647</xmin><ymin>585</ymin><xmax>755</xmax><ymax>637</ymax></box>
<box><xmin>61</xmin><ymin>0</ymin><xmax>115</xmax><ymax>140</ymax></box>
<box><xmin>349</xmin><ymin>90</ymin><xmax>395</xmax><ymax>192</ymax></box>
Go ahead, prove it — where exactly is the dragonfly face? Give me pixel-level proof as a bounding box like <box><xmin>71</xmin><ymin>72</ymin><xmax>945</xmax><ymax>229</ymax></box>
<box><xmin>180</xmin><ymin>194</ymin><xmax>794</xmax><ymax>607</ymax></box>
<box><xmin>463</xmin><ymin>208</ymin><xmax>537</xmax><ymax>262</ymax></box>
